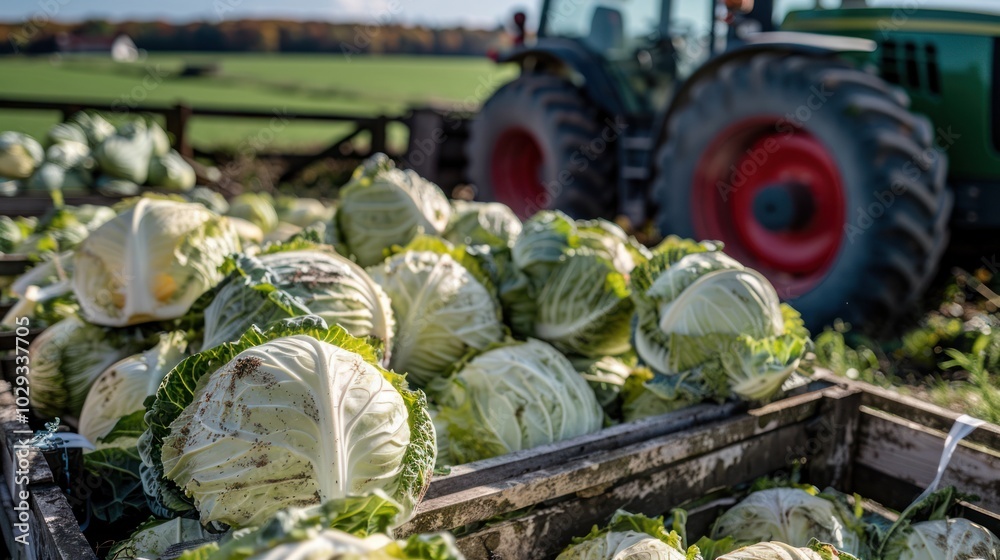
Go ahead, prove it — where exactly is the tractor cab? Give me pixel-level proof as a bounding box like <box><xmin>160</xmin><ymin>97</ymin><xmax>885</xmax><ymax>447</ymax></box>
<box><xmin>537</xmin><ymin>0</ymin><xmax>721</xmax><ymax>114</ymax></box>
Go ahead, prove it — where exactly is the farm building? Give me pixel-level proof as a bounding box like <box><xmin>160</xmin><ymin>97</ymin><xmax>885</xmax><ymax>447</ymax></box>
<box><xmin>49</xmin><ymin>32</ymin><xmax>139</xmax><ymax>61</ymax></box>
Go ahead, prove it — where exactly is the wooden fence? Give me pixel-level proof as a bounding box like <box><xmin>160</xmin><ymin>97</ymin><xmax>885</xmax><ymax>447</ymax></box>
<box><xmin>0</xmin><ymin>96</ymin><xmax>472</xmax><ymax>193</ymax></box>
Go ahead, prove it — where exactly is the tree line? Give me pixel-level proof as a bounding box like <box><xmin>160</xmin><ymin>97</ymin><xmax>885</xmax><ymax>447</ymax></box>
<box><xmin>0</xmin><ymin>18</ymin><xmax>510</xmax><ymax>56</ymax></box>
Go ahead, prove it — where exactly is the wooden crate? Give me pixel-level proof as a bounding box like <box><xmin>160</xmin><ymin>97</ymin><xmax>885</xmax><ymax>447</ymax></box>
<box><xmin>397</xmin><ymin>377</ymin><xmax>1000</xmax><ymax>559</ymax></box>
<box><xmin>4</xmin><ymin>374</ymin><xmax>999</xmax><ymax>560</ymax></box>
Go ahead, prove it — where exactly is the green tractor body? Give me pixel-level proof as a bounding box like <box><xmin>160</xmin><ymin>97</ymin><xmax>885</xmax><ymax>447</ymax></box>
<box><xmin>466</xmin><ymin>0</ymin><xmax>999</xmax><ymax>332</ymax></box>
<box><xmin>783</xmin><ymin>7</ymin><xmax>1000</xmax><ymax>228</ymax></box>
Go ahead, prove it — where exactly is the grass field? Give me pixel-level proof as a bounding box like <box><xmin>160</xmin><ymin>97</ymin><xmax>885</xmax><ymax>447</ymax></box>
<box><xmin>0</xmin><ymin>53</ymin><xmax>517</xmax><ymax>150</ymax></box>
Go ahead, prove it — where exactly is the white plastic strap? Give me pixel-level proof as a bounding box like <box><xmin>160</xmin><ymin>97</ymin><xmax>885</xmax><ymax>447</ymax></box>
<box><xmin>911</xmin><ymin>414</ymin><xmax>986</xmax><ymax>504</ymax></box>
<box><xmin>32</xmin><ymin>432</ymin><xmax>96</xmax><ymax>451</ymax></box>
<box><xmin>52</xmin><ymin>433</ymin><xmax>96</xmax><ymax>450</ymax></box>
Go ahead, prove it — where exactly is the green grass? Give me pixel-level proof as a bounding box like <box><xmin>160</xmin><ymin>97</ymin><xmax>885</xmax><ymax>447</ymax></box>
<box><xmin>0</xmin><ymin>53</ymin><xmax>517</xmax><ymax>150</ymax></box>
<box><xmin>814</xmin><ymin>268</ymin><xmax>1000</xmax><ymax>424</ymax></box>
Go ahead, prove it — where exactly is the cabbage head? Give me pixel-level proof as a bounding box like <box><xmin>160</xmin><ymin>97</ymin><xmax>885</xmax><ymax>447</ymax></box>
<box><xmin>26</xmin><ymin>162</ymin><xmax>92</xmax><ymax>193</ymax></box>
<box><xmin>73</xmin><ymin>198</ymin><xmax>241</xmax><ymax>327</ymax></box>
<box><xmin>71</xmin><ymin>204</ymin><xmax>117</xmax><ymax>231</ymax></box>
<box><xmin>572</xmin><ymin>355</ymin><xmax>633</xmax><ymax>417</ymax></box>
<box><xmin>0</xmin><ymin>250</ymin><xmax>77</xmax><ymax>329</ymax></box>
<box><xmin>0</xmin><ymin>215</ymin><xmax>31</xmax><ymax>253</ymax></box>
<box><xmin>107</xmin><ymin>518</ymin><xmax>213</xmax><ymax>560</ymax></box>
<box><xmin>95</xmin><ymin>176</ymin><xmax>141</xmax><ymax>197</ymax></box>
<box><xmin>139</xmin><ymin>316</ymin><xmax>435</xmax><ymax>527</ymax></box>
<box><xmin>47</xmin><ymin>121</ymin><xmax>88</xmax><ymax>146</ymax></box>
<box><xmin>717</xmin><ymin>541</ymin><xmax>860</xmax><ymax>560</ymax></box>
<box><xmin>533</xmin><ymin>248</ymin><xmax>634</xmax><ymax>357</ymax></box>
<box><xmin>28</xmin><ymin>315</ymin><xmax>153</xmax><ymax>418</ymax></box>
<box><xmin>436</xmin><ymin>339</ymin><xmax>602</xmax><ymax>463</ymax></box>
<box><xmin>444</xmin><ymin>200</ymin><xmax>522</xmax><ymax>250</ymax></box>
<box><xmin>710</xmin><ymin>489</ymin><xmax>867</xmax><ymax>556</ymax></box>
<box><xmin>336</xmin><ymin>154</ymin><xmax>451</xmax><ymax>267</ymax></box>
<box><xmin>504</xmin><ymin>211</ymin><xmax>645</xmax><ymax>356</ymax></box>
<box><xmin>367</xmin><ymin>237</ymin><xmax>504</xmax><ymax>389</ymax></box>
<box><xmin>180</xmin><ymin>492</ymin><xmax>462</xmax><ymax>559</ymax></box>
<box><xmin>0</xmin><ymin>132</ymin><xmax>43</xmax><ymax>179</ymax></box>
<box><xmin>557</xmin><ymin>511</ymin><xmax>694</xmax><ymax>560</ymax></box>
<box><xmin>192</xmin><ymin>528</ymin><xmax>464</xmax><ymax>560</ymax></box>
<box><xmin>201</xmin><ymin>243</ymin><xmax>394</xmax><ymax>353</ymax></box>
<box><xmin>621</xmin><ymin>366</ymin><xmax>700</xmax><ymax>422</ymax></box>
<box><xmin>881</xmin><ymin>518</ymin><xmax>1000</xmax><ymax>560</ymax></box>
<box><xmin>14</xmin><ymin>208</ymin><xmax>90</xmax><ymax>256</ymax></box>
<box><xmin>148</xmin><ymin>150</ymin><xmax>196</xmax><ymax>192</ymax></box>
<box><xmin>94</xmin><ymin>121</ymin><xmax>154</xmax><ymax>183</ymax></box>
<box><xmin>44</xmin><ymin>141</ymin><xmax>92</xmax><ymax>169</ymax></box>
<box><xmin>629</xmin><ymin>247</ymin><xmax>808</xmax><ymax>412</ymax></box>
<box><xmin>69</xmin><ymin>111</ymin><xmax>116</xmax><ymax>146</ymax></box>
<box><xmin>511</xmin><ymin>211</ymin><xmax>647</xmax><ymax>281</ymax></box>
<box><xmin>228</xmin><ymin>192</ymin><xmax>278</xmax><ymax>233</ymax></box>
<box><xmin>577</xmin><ymin>217</ymin><xmax>650</xmax><ymax>275</ymax></box>
<box><xmin>79</xmin><ymin>331</ymin><xmax>189</xmax><ymax>448</ymax></box>
<box><xmin>147</xmin><ymin>121</ymin><xmax>171</xmax><ymax>156</ymax></box>
<box><xmin>276</xmin><ymin>196</ymin><xmax>331</xmax><ymax>228</ymax></box>
<box><xmin>0</xmin><ymin>176</ymin><xmax>18</xmax><ymax>197</ymax></box>
<box><xmin>187</xmin><ymin>186</ymin><xmax>230</xmax><ymax>214</ymax></box>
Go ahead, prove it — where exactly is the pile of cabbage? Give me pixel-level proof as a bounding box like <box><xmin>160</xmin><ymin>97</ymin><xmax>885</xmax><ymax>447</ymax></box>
<box><xmin>0</xmin><ymin>154</ymin><xmax>814</xmax><ymax>558</ymax></box>
<box><xmin>0</xmin><ymin>111</ymin><xmax>196</xmax><ymax>199</ymax></box>
<box><xmin>556</xmin><ymin>486</ymin><xmax>1000</xmax><ymax>560</ymax></box>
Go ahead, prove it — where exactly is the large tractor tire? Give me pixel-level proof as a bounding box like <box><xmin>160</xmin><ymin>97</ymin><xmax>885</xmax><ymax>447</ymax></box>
<box><xmin>466</xmin><ymin>73</ymin><xmax>616</xmax><ymax>219</ymax></box>
<box><xmin>652</xmin><ymin>54</ymin><xmax>950</xmax><ymax>333</ymax></box>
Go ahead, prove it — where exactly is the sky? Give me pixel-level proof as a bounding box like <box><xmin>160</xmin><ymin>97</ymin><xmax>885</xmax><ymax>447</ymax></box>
<box><xmin>0</xmin><ymin>0</ymin><xmax>997</xmax><ymax>29</ymax></box>
<box><xmin>0</xmin><ymin>0</ymin><xmax>537</xmax><ymax>29</ymax></box>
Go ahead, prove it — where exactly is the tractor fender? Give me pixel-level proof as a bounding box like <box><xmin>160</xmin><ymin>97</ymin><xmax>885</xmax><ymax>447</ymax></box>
<box><xmin>498</xmin><ymin>38</ymin><xmax>629</xmax><ymax>116</ymax></box>
<box><xmin>659</xmin><ymin>36</ymin><xmax>876</xmax><ymax>144</ymax></box>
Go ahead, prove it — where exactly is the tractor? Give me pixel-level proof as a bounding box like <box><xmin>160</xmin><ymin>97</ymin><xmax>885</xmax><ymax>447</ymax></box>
<box><xmin>465</xmin><ymin>0</ymin><xmax>1000</xmax><ymax>333</ymax></box>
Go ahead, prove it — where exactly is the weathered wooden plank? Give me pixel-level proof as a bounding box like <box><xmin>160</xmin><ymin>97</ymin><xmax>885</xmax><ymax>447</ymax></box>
<box><xmin>813</xmin><ymin>371</ymin><xmax>1000</xmax><ymax>451</ymax></box>
<box><xmin>30</xmin><ymin>483</ymin><xmax>97</xmax><ymax>560</ymax></box>
<box><xmin>427</xmin><ymin>401</ymin><xmax>744</xmax><ymax>499</ymax></box>
<box><xmin>805</xmin><ymin>387</ymin><xmax>863</xmax><ymax>489</ymax></box>
<box><xmin>0</xmin><ymin>382</ymin><xmax>53</xmax><ymax>492</ymax></box>
<box><xmin>430</xmin><ymin>378</ymin><xmax>824</xmax><ymax>500</ymax></box>
<box><xmin>454</xmin><ymin>425</ymin><xmax>809</xmax><ymax>560</ymax></box>
<box><xmin>401</xmin><ymin>392</ymin><xmax>826</xmax><ymax>536</ymax></box>
<box><xmin>855</xmin><ymin>408</ymin><xmax>1000</xmax><ymax>512</ymax></box>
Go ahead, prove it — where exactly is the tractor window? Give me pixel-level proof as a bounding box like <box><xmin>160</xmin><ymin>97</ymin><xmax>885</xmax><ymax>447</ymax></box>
<box><xmin>668</xmin><ymin>0</ymin><xmax>715</xmax><ymax>79</ymax></box>
<box><xmin>772</xmin><ymin>0</ymin><xmax>840</xmax><ymax>26</ymax></box>
<box><xmin>543</xmin><ymin>0</ymin><xmax>663</xmax><ymax>59</ymax></box>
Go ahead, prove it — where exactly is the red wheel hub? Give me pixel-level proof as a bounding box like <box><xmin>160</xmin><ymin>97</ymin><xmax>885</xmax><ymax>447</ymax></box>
<box><xmin>692</xmin><ymin>118</ymin><xmax>845</xmax><ymax>293</ymax></box>
<box><xmin>490</xmin><ymin>128</ymin><xmax>546</xmax><ymax>218</ymax></box>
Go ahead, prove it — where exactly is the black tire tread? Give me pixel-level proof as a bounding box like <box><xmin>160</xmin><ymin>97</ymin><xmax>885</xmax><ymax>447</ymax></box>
<box><xmin>652</xmin><ymin>53</ymin><xmax>950</xmax><ymax>333</ymax></box>
<box><xmin>466</xmin><ymin>73</ymin><xmax>615</xmax><ymax>218</ymax></box>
